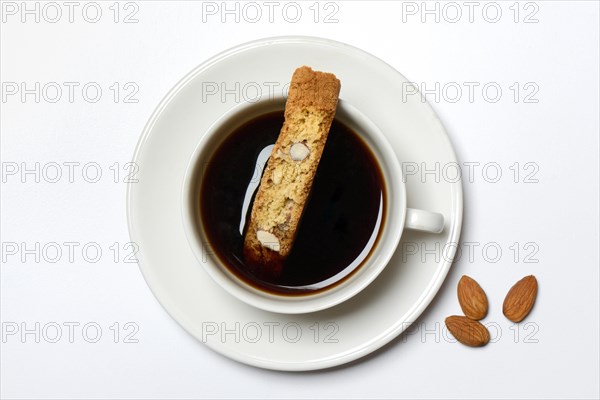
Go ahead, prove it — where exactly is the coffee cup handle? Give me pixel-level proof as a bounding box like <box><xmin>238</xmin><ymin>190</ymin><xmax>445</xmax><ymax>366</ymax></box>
<box><xmin>405</xmin><ymin>208</ymin><xmax>445</xmax><ymax>234</ymax></box>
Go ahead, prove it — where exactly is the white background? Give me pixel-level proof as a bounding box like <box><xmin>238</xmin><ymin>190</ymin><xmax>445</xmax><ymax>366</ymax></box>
<box><xmin>1</xmin><ymin>1</ymin><xmax>599</xmax><ymax>398</ymax></box>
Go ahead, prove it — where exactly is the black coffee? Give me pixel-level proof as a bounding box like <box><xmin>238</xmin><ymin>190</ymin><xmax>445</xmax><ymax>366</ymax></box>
<box><xmin>200</xmin><ymin>111</ymin><xmax>385</xmax><ymax>295</ymax></box>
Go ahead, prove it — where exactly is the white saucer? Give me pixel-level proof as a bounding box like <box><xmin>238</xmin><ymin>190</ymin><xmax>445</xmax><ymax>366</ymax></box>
<box><xmin>127</xmin><ymin>36</ymin><xmax>463</xmax><ymax>371</ymax></box>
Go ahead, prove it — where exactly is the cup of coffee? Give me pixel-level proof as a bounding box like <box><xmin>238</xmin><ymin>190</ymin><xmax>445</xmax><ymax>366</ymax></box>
<box><xmin>182</xmin><ymin>95</ymin><xmax>444</xmax><ymax>314</ymax></box>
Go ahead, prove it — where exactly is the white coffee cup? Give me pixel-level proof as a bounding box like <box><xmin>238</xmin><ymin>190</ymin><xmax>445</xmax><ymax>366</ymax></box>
<box><xmin>182</xmin><ymin>96</ymin><xmax>444</xmax><ymax>314</ymax></box>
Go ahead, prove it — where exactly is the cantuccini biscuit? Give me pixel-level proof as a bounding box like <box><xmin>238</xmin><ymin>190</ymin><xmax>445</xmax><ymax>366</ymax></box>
<box><xmin>243</xmin><ymin>66</ymin><xmax>341</xmax><ymax>270</ymax></box>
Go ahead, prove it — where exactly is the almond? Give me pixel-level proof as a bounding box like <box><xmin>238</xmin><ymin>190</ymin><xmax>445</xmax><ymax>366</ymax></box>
<box><xmin>457</xmin><ymin>275</ymin><xmax>488</xmax><ymax>320</ymax></box>
<box><xmin>503</xmin><ymin>275</ymin><xmax>538</xmax><ymax>323</ymax></box>
<box><xmin>272</xmin><ymin>168</ymin><xmax>283</xmax><ymax>185</ymax></box>
<box><xmin>445</xmin><ymin>316</ymin><xmax>490</xmax><ymax>347</ymax></box>
<box><xmin>256</xmin><ymin>230</ymin><xmax>280</xmax><ymax>252</ymax></box>
<box><xmin>290</xmin><ymin>142</ymin><xmax>310</xmax><ymax>161</ymax></box>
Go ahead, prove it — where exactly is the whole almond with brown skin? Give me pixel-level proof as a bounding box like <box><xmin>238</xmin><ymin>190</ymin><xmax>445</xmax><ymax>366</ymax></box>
<box><xmin>457</xmin><ymin>275</ymin><xmax>488</xmax><ymax>320</ymax></box>
<box><xmin>445</xmin><ymin>316</ymin><xmax>490</xmax><ymax>347</ymax></box>
<box><xmin>503</xmin><ymin>275</ymin><xmax>538</xmax><ymax>323</ymax></box>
